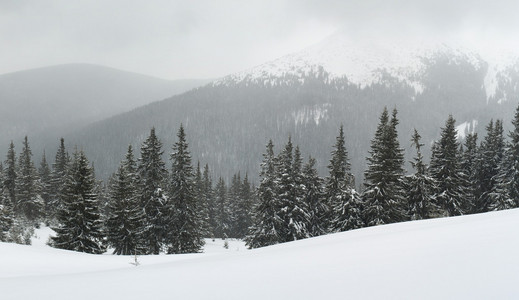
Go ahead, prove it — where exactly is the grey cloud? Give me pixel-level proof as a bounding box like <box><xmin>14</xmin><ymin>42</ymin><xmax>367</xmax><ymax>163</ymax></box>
<box><xmin>1</xmin><ymin>0</ymin><xmax>518</xmax><ymax>79</ymax></box>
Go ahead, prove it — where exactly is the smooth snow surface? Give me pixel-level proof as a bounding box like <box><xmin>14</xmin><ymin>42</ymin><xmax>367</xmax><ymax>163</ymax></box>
<box><xmin>2</xmin><ymin>209</ymin><xmax>519</xmax><ymax>299</ymax></box>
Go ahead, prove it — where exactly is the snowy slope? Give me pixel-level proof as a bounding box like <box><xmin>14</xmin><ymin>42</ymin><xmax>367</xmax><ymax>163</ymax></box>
<box><xmin>215</xmin><ymin>32</ymin><xmax>519</xmax><ymax>101</ymax></box>
<box><xmin>2</xmin><ymin>209</ymin><xmax>519</xmax><ymax>299</ymax></box>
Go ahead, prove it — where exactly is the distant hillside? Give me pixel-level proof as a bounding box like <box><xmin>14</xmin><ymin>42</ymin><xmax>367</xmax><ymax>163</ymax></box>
<box><xmin>14</xmin><ymin>35</ymin><xmax>519</xmax><ymax>184</ymax></box>
<box><xmin>68</xmin><ymin>49</ymin><xmax>519</xmax><ymax>182</ymax></box>
<box><xmin>0</xmin><ymin>64</ymin><xmax>211</xmax><ymax>152</ymax></box>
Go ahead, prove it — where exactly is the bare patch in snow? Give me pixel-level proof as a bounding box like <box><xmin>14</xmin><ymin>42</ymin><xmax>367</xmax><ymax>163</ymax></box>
<box><xmin>456</xmin><ymin>119</ymin><xmax>478</xmax><ymax>139</ymax></box>
<box><xmin>292</xmin><ymin>103</ymin><xmax>331</xmax><ymax>126</ymax></box>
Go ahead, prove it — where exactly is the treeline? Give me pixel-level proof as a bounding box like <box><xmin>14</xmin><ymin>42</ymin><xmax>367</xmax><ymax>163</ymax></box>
<box><xmin>0</xmin><ymin>125</ymin><xmax>255</xmax><ymax>254</ymax></box>
<box><xmin>1</xmin><ymin>104</ymin><xmax>519</xmax><ymax>253</ymax></box>
<box><xmin>245</xmin><ymin>105</ymin><xmax>519</xmax><ymax>247</ymax></box>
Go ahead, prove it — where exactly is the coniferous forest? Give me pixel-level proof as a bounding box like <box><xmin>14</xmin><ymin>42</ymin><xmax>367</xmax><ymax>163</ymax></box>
<box><xmin>2</xmin><ymin>104</ymin><xmax>519</xmax><ymax>254</ymax></box>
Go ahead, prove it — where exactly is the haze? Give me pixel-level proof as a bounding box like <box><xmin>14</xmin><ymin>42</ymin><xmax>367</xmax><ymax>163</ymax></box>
<box><xmin>1</xmin><ymin>0</ymin><xmax>518</xmax><ymax>80</ymax></box>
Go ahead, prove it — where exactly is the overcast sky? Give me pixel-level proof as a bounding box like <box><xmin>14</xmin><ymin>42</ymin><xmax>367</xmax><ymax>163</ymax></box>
<box><xmin>1</xmin><ymin>0</ymin><xmax>518</xmax><ymax>80</ymax></box>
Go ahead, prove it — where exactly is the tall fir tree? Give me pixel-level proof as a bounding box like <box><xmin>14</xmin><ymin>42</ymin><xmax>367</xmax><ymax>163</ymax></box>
<box><xmin>273</xmin><ymin>137</ymin><xmax>293</xmax><ymax>242</ymax></box>
<box><xmin>284</xmin><ymin>145</ymin><xmax>310</xmax><ymax>241</ymax></box>
<box><xmin>235</xmin><ymin>173</ymin><xmax>254</xmax><ymax>239</ymax></box>
<box><xmin>246</xmin><ymin>140</ymin><xmax>282</xmax><ymax>248</ymax></box>
<box><xmin>38</xmin><ymin>151</ymin><xmax>52</xmax><ymax>220</ymax></box>
<box><xmin>475</xmin><ymin>120</ymin><xmax>505</xmax><ymax>213</ymax></box>
<box><xmin>460</xmin><ymin>133</ymin><xmax>478</xmax><ymax>214</ymax></box>
<box><xmin>195</xmin><ymin>162</ymin><xmax>211</xmax><ymax>238</ymax></box>
<box><xmin>51</xmin><ymin>150</ymin><xmax>105</xmax><ymax>254</ymax></box>
<box><xmin>202</xmin><ymin>164</ymin><xmax>216</xmax><ymax>237</ymax></box>
<box><xmin>489</xmin><ymin>105</ymin><xmax>519</xmax><ymax>210</ymax></box>
<box><xmin>302</xmin><ymin>157</ymin><xmax>326</xmax><ymax>237</ymax></box>
<box><xmin>214</xmin><ymin>177</ymin><xmax>231</xmax><ymax>238</ymax></box>
<box><xmin>506</xmin><ymin>107</ymin><xmax>519</xmax><ymax>207</ymax></box>
<box><xmin>404</xmin><ymin>129</ymin><xmax>439</xmax><ymax>220</ymax></box>
<box><xmin>274</xmin><ymin>137</ymin><xmax>310</xmax><ymax>242</ymax></box>
<box><xmin>136</xmin><ymin>128</ymin><xmax>168</xmax><ymax>254</ymax></box>
<box><xmin>0</xmin><ymin>199</ymin><xmax>13</xmax><ymax>242</ymax></box>
<box><xmin>429</xmin><ymin>115</ymin><xmax>469</xmax><ymax>216</ymax></box>
<box><xmin>49</xmin><ymin>138</ymin><xmax>69</xmax><ymax>221</ymax></box>
<box><xmin>227</xmin><ymin>172</ymin><xmax>241</xmax><ymax>237</ymax></box>
<box><xmin>0</xmin><ymin>163</ymin><xmax>14</xmax><ymax>242</ymax></box>
<box><xmin>326</xmin><ymin>125</ymin><xmax>362</xmax><ymax>232</ymax></box>
<box><xmin>16</xmin><ymin>136</ymin><xmax>43</xmax><ymax>221</ymax></box>
<box><xmin>362</xmin><ymin>108</ymin><xmax>406</xmax><ymax>226</ymax></box>
<box><xmin>4</xmin><ymin>141</ymin><xmax>17</xmax><ymax>210</ymax></box>
<box><xmin>166</xmin><ymin>125</ymin><xmax>203</xmax><ymax>254</ymax></box>
<box><xmin>105</xmin><ymin>145</ymin><xmax>146</xmax><ymax>255</ymax></box>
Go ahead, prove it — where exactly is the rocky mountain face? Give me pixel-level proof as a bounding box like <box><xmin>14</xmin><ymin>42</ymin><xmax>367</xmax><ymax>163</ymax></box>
<box><xmin>46</xmin><ymin>35</ymin><xmax>519</xmax><ymax>183</ymax></box>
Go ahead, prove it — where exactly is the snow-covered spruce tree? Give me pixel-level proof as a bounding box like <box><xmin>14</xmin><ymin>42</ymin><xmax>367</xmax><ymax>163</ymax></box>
<box><xmin>38</xmin><ymin>151</ymin><xmax>52</xmax><ymax>220</ymax></box>
<box><xmin>4</xmin><ymin>141</ymin><xmax>17</xmax><ymax>211</ymax></box>
<box><xmin>404</xmin><ymin>129</ymin><xmax>439</xmax><ymax>220</ymax></box>
<box><xmin>214</xmin><ymin>177</ymin><xmax>231</xmax><ymax>238</ymax></box>
<box><xmin>429</xmin><ymin>115</ymin><xmax>469</xmax><ymax>216</ymax></box>
<box><xmin>136</xmin><ymin>128</ymin><xmax>168</xmax><ymax>254</ymax></box>
<box><xmin>489</xmin><ymin>105</ymin><xmax>519</xmax><ymax>210</ymax></box>
<box><xmin>234</xmin><ymin>172</ymin><xmax>254</xmax><ymax>239</ymax></box>
<box><xmin>274</xmin><ymin>138</ymin><xmax>310</xmax><ymax>242</ymax></box>
<box><xmin>51</xmin><ymin>150</ymin><xmax>105</xmax><ymax>254</ymax></box>
<box><xmin>105</xmin><ymin>145</ymin><xmax>146</xmax><ymax>255</ymax></box>
<box><xmin>202</xmin><ymin>164</ymin><xmax>216</xmax><ymax>238</ymax></box>
<box><xmin>284</xmin><ymin>145</ymin><xmax>310</xmax><ymax>241</ymax></box>
<box><xmin>227</xmin><ymin>172</ymin><xmax>252</xmax><ymax>239</ymax></box>
<box><xmin>488</xmin><ymin>170</ymin><xmax>515</xmax><ymax>211</ymax></box>
<box><xmin>475</xmin><ymin>120</ymin><xmax>505</xmax><ymax>213</ymax></box>
<box><xmin>0</xmin><ymin>201</ymin><xmax>13</xmax><ymax>242</ymax></box>
<box><xmin>460</xmin><ymin>133</ymin><xmax>478</xmax><ymax>214</ymax></box>
<box><xmin>246</xmin><ymin>140</ymin><xmax>282</xmax><ymax>248</ymax></box>
<box><xmin>506</xmin><ymin>107</ymin><xmax>519</xmax><ymax>207</ymax></box>
<box><xmin>302</xmin><ymin>157</ymin><xmax>326</xmax><ymax>237</ymax></box>
<box><xmin>16</xmin><ymin>136</ymin><xmax>43</xmax><ymax>222</ymax></box>
<box><xmin>94</xmin><ymin>175</ymin><xmax>110</xmax><ymax>223</ymax></box>
<box><xmin>0</xmin><ymin>165</ymin><xmax>14</xmax><ymax>242</ymax></box>
<box><xmin>120</xmin><ymin>144</ymin><xmax>137</xmax><ymax>179</ymax></box>
<box><xmin>226</xmin><ymin>172</ymin><xmax>241</xmax><ymax>237</ymax></box>
<box><xmin>48</xmin><ymin>138</ymin><xmax>69</xmax><ymax>222</ymax></box>
<box><xmin>166</xmin><ymin>125</ymin><xmax>203</xmax><ymax>254</ymax></box>
<box><xmin>326</xmin><ymin>125</ymin><xmax>363</xmax><ymax>232</ymax></box>
<box><xmin>362</xmin><ymin>108</ymin><xmax>406</xmax><ymax>226</ymax></box>
<box><xmin>195</xmin><ymin>162</ymin><xmax>211</xmax><ymax>238</ymax></box>
<box><xmin>0</xmin><ymin>163</ymin><xmax>15</xmax><ymax>242</ymax></box>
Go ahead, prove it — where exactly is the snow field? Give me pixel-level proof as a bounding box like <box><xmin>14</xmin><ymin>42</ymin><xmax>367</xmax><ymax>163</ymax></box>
<box><xmin>1</xmin><ymin>209</ymin><xmax>519</xmax><ymax>299</ymax></box>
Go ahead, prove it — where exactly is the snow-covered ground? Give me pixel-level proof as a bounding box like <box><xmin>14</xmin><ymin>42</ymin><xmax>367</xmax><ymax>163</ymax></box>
<box><xmin>2</xmin><ymin>209</ymin><xmax>519</xmax><ymax>299</ymax></box>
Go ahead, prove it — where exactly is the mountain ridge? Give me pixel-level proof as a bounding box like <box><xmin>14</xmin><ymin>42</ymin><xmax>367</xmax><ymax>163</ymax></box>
<box><xmin>14</xmin><ymin>34</ymin><xmax>519</xmax><ymax>183</ymax></box>
<box><xmin>214</xmin><ymin>33</ymin><xmax>519</xmax><ymax>103</ymax></box>
<box><xmin>0</xmin><ymin>63</ymin><xmax>212</xmax><ymax>154</ymax></box>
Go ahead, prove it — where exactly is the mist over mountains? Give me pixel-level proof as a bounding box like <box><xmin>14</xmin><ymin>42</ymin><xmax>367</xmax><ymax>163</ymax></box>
<box><xmin>65</xmin><ymin>35</ymin><xmax>519</xmax><ymax>183</ymax></box>
<box><xmin>3</xmin><ymin>34</ymin><xmax>519</xmax><ymax>184</ymax></box>
<box><xmin>0</xmin><ymin>64</ymin><xmax>211</xmax><ymax>153</ymax></box>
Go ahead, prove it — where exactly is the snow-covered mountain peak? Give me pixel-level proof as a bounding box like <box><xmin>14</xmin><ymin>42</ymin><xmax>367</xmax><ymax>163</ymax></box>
<box><xmin>214</xmin><ymin>33</ymin><xmax>486</xmax><ymax>95</ymax></box>
<box><xmin>214</xmin><ymin>32</ymin><xmax>519</xmax><ymax>103</ymax></box>
<box><xmin>481</xmin><ymin>50</ymin><xmax>519</xmax><ymax>100</ymax></box>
